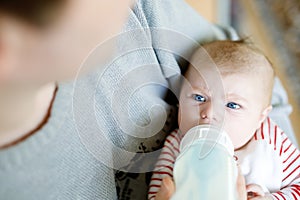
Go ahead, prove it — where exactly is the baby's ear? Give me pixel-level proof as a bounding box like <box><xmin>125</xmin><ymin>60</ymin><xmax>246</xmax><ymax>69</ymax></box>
<box><xmin>259</xmin><ymin>105</ymin><xmax>272</xmax><ymax>124</ymax></box>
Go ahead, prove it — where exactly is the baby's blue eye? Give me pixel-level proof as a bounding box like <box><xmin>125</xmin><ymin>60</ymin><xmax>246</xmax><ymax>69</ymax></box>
<box><xmin>193</xmin><ymin>94</ymin><xmax>206</xmax><ymax>102</ymax></box>
<box><xmin>226</xmin><ymin>102</ymin><xmax>241</xmax><ymax>109</ymax></box>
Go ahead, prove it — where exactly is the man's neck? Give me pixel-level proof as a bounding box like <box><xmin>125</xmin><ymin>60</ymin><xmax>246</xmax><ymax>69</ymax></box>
<box><xmin>0</xmin><ymin>82</ymin><xmax>56</xmax><ymax>148</ymax></box>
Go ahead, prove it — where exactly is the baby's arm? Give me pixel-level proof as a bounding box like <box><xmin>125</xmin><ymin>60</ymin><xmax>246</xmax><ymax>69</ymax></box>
<box><xmin>271</xmin><ymin>132</ymin><xmax>300</xmax><ymax>200</ymax></box>
<box><xmin>271</xmin><ymin>131</ymin><xmax>299</xmax><ymax>199</ymax></box>
<box><xmin>148</xmin><ymin>130</ymin><xmax>181</xmax><ymax>200</ymax></box>
<box><xmin>249</xmin><ymin>118</ymin><xmax>300</xmax><ymax>199</ymax></box>
<box><xmin>153</xmin><ymin>177</ymin><xmax>175</xmax><ymax>200</ymax></box>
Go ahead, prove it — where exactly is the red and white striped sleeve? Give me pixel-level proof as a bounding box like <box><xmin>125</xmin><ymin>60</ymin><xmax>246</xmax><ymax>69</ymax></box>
<box><xmin>148</xmin><ymin>129</ymin><xmax>181</xmax><ymax>200</ymax></box>
<box><xmin>273</xmin><ymin>129</ymin><xmax>300</xmax><ymax>200</ymax></box>
<box><xmin>254</xmin><ymin>117</ymin><xmax>300</xmax><ymax>199</ymax></box>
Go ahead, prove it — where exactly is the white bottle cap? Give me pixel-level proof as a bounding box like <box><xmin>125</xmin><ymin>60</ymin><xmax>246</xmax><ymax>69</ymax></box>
<box><xmin>180</xmin><ymin>125</ymin><xmax>234</xmax><ymax>157</ymax></box>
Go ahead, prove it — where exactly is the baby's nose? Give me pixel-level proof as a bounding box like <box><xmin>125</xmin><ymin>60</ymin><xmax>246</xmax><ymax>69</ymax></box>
<box><xmin>199</xmin><ymin>102</ymin><xmax>224</xmax><ymax>125</ymax></box>
<box><xmin>199</xmin><ymin>102</ymin><xmax>213</xmax><ymax>122</ymax></box>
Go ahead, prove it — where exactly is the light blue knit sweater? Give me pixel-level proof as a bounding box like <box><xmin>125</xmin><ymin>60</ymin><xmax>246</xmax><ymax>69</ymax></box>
<box><xmin>0</xmin><ymin>0</ymin><xmax>294</xmax><ymax>199</ymax></box>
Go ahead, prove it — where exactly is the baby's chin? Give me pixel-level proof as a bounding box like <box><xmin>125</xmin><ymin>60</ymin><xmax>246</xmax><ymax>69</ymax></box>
<box><xmin>233</xmin><ymin>139</ymin><xmax>252</xmax><ymax>151</ymax></box>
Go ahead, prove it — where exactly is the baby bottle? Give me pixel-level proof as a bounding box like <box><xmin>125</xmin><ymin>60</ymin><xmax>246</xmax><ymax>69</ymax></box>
<box><xmin>171</xmin><ymin>125</ymin><xmax>238</xmax><ymax>200</ymax></box>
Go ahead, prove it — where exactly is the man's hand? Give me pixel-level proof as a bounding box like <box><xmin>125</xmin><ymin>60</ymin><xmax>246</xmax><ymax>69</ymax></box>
<box><xmin>155</xmin><ymin>176</ymin><xmax>175</xmax><ymax>200</ymax></box>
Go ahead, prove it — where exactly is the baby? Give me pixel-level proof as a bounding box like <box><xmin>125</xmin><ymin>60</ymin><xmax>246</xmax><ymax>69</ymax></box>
<box><xmin>148</xmin><ymin>40</ymin><xmax>300</xmax><ymax>200</ymax></box>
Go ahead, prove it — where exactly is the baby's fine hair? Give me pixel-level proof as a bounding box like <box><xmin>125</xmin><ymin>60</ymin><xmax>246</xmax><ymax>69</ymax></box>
<box><xmin>201</xmin><ymin>39</ymin><xmax>275</xmax><ymax>77</ymax></box>
<box><xmin>188</xmin><ymin>39</ymin><xmax>275</xmax><ymax>105</ymax></box>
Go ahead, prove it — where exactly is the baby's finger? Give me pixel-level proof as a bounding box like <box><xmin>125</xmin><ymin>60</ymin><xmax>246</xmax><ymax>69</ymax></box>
<box><xmin>236</xmin><ymin>167</ymin><xmax>247</xmax><ymax>200</ymax></box>
<box><xmin>155</xmin><ymin>177</ymin><xmax>175</xmax><ymax>200</ymax></box>
<box><xmin>246</xmin><ymin>184</ymin><xmax>265</xmax><ymax>197</ymax></box>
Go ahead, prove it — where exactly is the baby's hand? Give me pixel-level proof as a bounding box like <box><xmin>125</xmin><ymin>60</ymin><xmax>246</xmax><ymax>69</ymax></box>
<box><xmin>236</xmin><ymin>166</ymin><xmax>248</xmax><ymax>200</ymax></box>
<box><xmin>246</xmin><ymin>184</ymin><xmax>273</xmax><ymax>200</ymax></box>
<box><xmin>154</xmin><ymin>176</ymin><xmax>175</xmax><ymax>200</ymax></box>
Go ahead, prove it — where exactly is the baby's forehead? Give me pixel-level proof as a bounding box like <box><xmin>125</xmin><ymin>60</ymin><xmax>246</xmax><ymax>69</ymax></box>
<box><xmin>185</xmin><ymin>65</ymin><xmax>255</xmax><ymax>86</ymax></box>
<box><xmin>189</xmin><ymin>40</ymin><xmax>274</xmax><ymax>76</ymax></box>
<box><xmin>219</xmin><ymin>62</ymin><xmax>272</xmax><ymax>78</ymax></box>
<box><xmin>187</xmin><ymin>56</ymin><xmax>272</xmax><ymax>80</ymax></box>
<box><xmin>184</xmin><ymin>64</ymin><xmax>270</xmax><ymax>93</ymax></box>
<box><xmin>183</xmin><ymin>69</ymin><xmax>266</xmax><ymax>103</ymax></box>
<box><xmin>183</xmin><ymin>64</ymin><xmax>273</xmax><ymax>106</ymax></box>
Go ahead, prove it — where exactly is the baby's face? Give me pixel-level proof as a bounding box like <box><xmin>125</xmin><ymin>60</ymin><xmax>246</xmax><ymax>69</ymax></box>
<box><xmin>178</xmin><ymin>66</ymin><xmax>271</xmax><ymax>149</ymax></box>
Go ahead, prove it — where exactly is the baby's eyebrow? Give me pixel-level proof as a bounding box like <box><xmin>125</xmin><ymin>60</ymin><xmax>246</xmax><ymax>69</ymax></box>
<box><xmin>191</xmin><ymin>84</ymin><xmax>209</xmax><ymax>92</ymax></box>
<box><xmin>226</xmin><ymin>93</ymin><xmax>248</xmax><ymax>103</ymax></box>
<box><xmin>190</xmin><ymin>87</ymin><xmax>210</xmax><ymax>97</ymax></box>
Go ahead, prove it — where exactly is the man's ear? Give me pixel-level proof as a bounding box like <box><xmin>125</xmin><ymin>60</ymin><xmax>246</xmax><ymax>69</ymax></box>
<box><xmin>259</xmin><ymin>105</ymin><xmax>272</xmax><ymax>124</ymax></box>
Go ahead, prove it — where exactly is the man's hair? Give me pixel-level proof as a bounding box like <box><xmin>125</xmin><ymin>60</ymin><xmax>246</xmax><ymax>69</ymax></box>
<box><xmin>0</xmin><ymin>0</ymin><xmax>66</xmax><ymax>26</ymax></box>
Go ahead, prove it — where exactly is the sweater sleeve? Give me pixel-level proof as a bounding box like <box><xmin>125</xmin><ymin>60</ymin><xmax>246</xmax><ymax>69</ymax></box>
<box><xmin>148</xmin><ymin>130</ymin><xmax>181</xmax><ymax>200</ymax></box>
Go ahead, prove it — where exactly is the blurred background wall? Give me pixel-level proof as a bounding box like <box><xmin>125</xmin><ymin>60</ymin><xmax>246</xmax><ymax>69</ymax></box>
<box><xmin>185</xmin><ymin>0</ymin><xmax>300</xmax><ymax>145</ymax></box>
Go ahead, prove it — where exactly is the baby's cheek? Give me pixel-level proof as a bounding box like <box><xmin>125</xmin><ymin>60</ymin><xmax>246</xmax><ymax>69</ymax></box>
<box><xmin>232</xmin><ymin>132</ymin><xmax>253</xmax><ymax>149</ymax></box>
<box><xmin>177</xmin><ymin>109</ymin><xmax>181</xmax><ymax>126</ymax></box>
<box><xmin>224</xmin><ymin>128</ymin><xmax>244</xmax><ymax>148</ymax></box>
<box><xmin>179</xmin><ymin>102</ymin><xmax>210</xmax><ymax>134</ymax></box>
